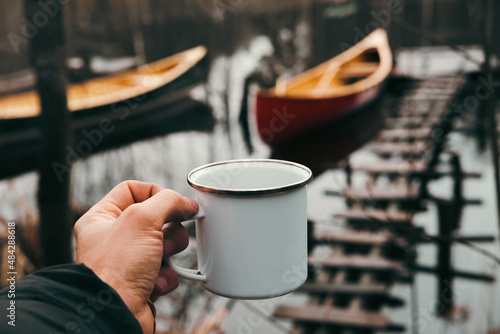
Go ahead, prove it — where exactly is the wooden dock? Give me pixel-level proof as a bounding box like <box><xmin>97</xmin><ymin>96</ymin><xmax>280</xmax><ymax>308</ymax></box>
<box><xmin>270</xmin><ymin>75</ymin><xmax>497</xmax><ymax>333</ymax></box>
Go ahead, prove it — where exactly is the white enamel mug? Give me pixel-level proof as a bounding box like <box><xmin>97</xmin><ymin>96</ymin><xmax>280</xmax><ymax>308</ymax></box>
<box><xmin>169</xmin><ymin>159</ymin><xmax>312</xmax><ymax>299</ymax></box>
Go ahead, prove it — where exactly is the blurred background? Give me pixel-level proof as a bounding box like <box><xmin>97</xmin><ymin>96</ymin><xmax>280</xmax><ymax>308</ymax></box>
<box><xmin>1</xmin><ymin>0</ymin><xmax>500</xmax><ymax>333</ymax></box>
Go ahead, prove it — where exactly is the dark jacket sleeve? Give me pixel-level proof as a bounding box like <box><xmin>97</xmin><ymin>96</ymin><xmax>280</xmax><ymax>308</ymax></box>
<box><xmin>0</xmin><ymin>263</ymin><xmax>143</xmax><ymax>334</ymax></box>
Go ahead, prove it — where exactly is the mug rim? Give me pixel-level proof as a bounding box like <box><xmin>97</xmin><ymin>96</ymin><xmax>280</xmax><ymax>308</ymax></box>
<box><xmin>187</xmin><ymin>159</ymin><xmax>313</xmax><ymax>196</ymax></box>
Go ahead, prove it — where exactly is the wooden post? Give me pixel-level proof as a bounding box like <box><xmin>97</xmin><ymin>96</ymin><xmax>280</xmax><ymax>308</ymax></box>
<box><xmin>482</xmin><ymin>0</ymin><xmax>500</xmax><ymax>239</ymax></box>
<box><xmin>435</xmin><ymin>155</ymin><xmax>464</xmax><ymax>317</ymax></box>
<box><xmin>435</xmin><ymin>200</ymin><xmax>454</xmax><ymax>318</ymax></box>
<box><xmin>126</xmin><ymin>0</ymin><xmax>147</xmax><ymax>65</ymax></box>
<box><xmin>25</xmin><ymin>0</ymin><xmax>73</xmax><ymax>265</ymax></box>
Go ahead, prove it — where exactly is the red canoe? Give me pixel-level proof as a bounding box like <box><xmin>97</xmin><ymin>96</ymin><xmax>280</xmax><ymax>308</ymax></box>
<box><xmin>255</xmin><ymin>28</ymin><xmax>392</xmax><ymax>146</ymax></box>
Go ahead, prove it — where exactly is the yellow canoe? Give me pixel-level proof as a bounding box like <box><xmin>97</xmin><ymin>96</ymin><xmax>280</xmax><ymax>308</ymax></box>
<box><xmin>0</xmin><ymin>45</ymin><xmax>207</xmax><ymax>119</ymax></box>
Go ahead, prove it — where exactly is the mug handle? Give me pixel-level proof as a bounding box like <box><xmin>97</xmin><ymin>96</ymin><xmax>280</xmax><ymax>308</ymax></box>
<box><xmin>167</xmin><ymin>209</ymin><xmax>207</xmax><ymax>282</ymax></box>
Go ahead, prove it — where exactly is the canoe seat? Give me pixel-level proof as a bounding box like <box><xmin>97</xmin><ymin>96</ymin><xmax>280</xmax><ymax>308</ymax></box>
<box><xmin>337</xmin><ymin>63</ymin><xmax>380</xmax><ymax>78</ymax></box>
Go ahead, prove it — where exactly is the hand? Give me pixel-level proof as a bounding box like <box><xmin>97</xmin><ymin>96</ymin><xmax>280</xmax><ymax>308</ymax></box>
<box><xmin>74</xmin><ymin>181</ymin><xmax>199</xmax><ymax>334</ymax></box>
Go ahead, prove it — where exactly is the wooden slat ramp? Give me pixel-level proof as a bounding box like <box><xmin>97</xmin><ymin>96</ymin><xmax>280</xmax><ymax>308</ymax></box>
<box><xmin>271</xmin><ymin>76</ymin><xmax>469</xmax><ymax>334</ymax></box>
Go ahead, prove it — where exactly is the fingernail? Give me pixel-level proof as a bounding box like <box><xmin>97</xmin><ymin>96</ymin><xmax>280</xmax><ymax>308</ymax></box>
<box><xmin>185</xmin><ymin>197</ymin><xmax>199</xmax><ymax>211</ymax></box>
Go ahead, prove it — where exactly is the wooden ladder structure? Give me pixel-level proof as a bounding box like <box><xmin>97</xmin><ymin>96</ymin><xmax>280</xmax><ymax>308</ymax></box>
<box><xmin>272</xmin><ymin>76</ymin><xmax>496</xmax><ymax>333</ymax></box>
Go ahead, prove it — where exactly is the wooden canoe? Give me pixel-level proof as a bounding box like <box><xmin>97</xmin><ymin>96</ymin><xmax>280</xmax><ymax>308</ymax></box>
<box><xmin>256</xmin><ymin>28</ymin><xmax>392</xmax><ymax>146</ymax></box>
<box><xmin>0</xmin><ymin>45</ymin><xmax>207</xmax><ymax>121</ymax></box>
<box><xmin>0</xmin><ymin>46</ymin><xmax>214</xmax><ymax>180</ymax></box>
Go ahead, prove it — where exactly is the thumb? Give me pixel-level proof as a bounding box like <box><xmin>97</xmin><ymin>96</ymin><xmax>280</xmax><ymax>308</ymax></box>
<box><xmin>119</xmin><ymin>189</ymin><xmax>199</xmax><ymax>231</ymax></box>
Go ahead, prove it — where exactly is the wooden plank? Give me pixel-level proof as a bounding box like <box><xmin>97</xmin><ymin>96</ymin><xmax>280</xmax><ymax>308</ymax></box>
<box><xmin>384</xmin><ymin>116</ymin><xmax>441</xmax><ymax>128</ymax></box>
<box><xmin>370</xmin><ymin>141</ymin><xmax>431</xmax><ymax>155</ymax></box>
<box><xmin>309</xmin><ymin>254</ymin><xmax>403</xmax><ymax>270</ymax></box>
<box><xmin>415</xmin><ymin>83</ymin><xmax>463</xmax><ymax>90</ymax></box>
<box><xmin>334</xmin><ymin>209</ymin><xmax>414</xmax><ymax>223</ymax></box>
<box><xmin>407</xmin><ymin>87</ymin><xmax>458</xmax><ymax>95</ymax></box>
<box><xmin>350</xmin><ymin>159</ymin><xmax>427</xmax><ymax>174</ymax></box>
<box><xmin>299</xmin><ymin>282</ymin><xmax>389</xmax><ymax>295</ymax></box>
<box><xmin>194</xmin><ymin>308</ymin><xmax>228</xmax><ymax>334</ymax></box>
<box><xmin>350</xmin><ymin>160</ymin><xmax>480</xmax><ymax>178</ymax></box>
<box><xmin>378</xmin><ymin>128</ymin><xmax>433</xmax><ymax>141</ymax></box>
<box><xmin>398</xmin><ymin>106</ymin><xmax>448</xmax><ymax>116</ymax></box>
<box><xmin>298</xmin><ymin>283</ymin><xmax>406</xmax><ymax>310</ymax></box>
<box><xmin>403</xmin><ymin>95</ymin><xmax>454</xmax><ymax>104</ymax></box>
<box><xmin>342</xmin><ymin>183</ymin><xmax>420</xmax><ymax>201</ymax></box>
<box><xmin>415</xmin><ymin>77</ymin><xmax>465</xmax><ymax>84</ymax></box>
<box><xmin>316</xmin><ymin>230</ymin><xmax>405</xmax><ymax>247</ymax></box>
<box><xmin>274</xmin><ymin>305</ymin><xmax>389</xmax><ymax>329</ymax></box>
<box><xmin>411</xmin><ymin>265</ymin><xmax>495</xmax><ymax>282</ymax></box>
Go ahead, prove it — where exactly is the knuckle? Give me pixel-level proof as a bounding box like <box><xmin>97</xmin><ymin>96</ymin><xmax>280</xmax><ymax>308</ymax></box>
<box><xmin>117</xmin><ymin>180</ymin><xmax>133</xmax><ymax>189</ymax></box>
<box><xmin>118</xmin><ymin>180</ymin><xmax>130</xmax><ymax>187</ymax></box>
<box><xmin>161</xmin><ymin>189</ymin><xmax>184</xmax><ymax>205</ymax></box>
<box><xmin>73</xmin><ymin>220</ymin><xmax>83</xmax><ymax>239</ymax></box>
<box><xmin>124</xmin><ymin>203</ymin><xmax>147</xmax><ymax>218</ymax></box>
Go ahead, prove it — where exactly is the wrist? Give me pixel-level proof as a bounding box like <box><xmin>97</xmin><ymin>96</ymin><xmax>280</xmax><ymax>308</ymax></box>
<box><xmin>96</xmin><ymin>272</ymin><xmax>155</xmax><ymax>333</ymax></box>
<box><xmin>133</xmin><ymin>302</ymin><xmax>156</xmax><ymax>334</ymax></box>
<box><xmin>118</xmin><ymin>291</ymin><xmax>155</xmax><ymax>334</ymax></box>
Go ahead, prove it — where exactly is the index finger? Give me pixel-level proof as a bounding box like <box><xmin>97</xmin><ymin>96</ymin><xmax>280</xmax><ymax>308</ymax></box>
<box><xmin>92</xmin><ymin>181</ymin><xmax>164</xmax><ymax>218</ymax></box>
